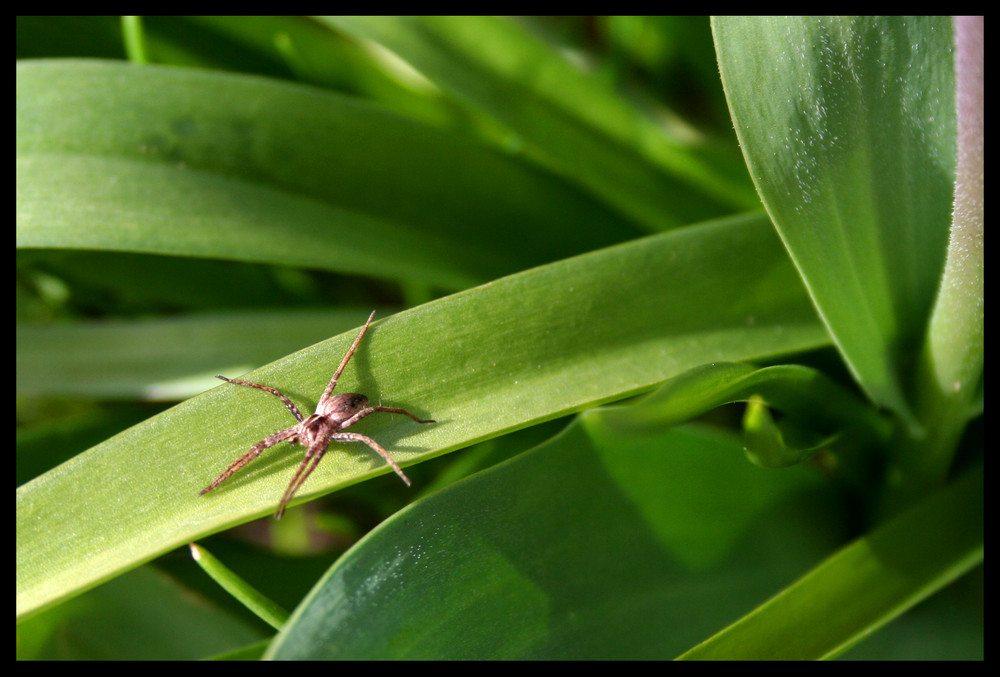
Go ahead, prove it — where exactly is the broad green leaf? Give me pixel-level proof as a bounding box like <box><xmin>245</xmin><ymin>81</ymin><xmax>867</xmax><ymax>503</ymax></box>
<box><xmin>325</xmin><ymin>16</ymin><xmax>760</xmax><ymax>230</ymax></box>
<box><xmin>16</xmin><ymin>212</ymin><xmax>829</xmax><ymax>620</ymax></box>
<box><xmin>678</xmin><ymin>463</ymin><xmax>983</xmax><ymax>660</ymax></box>
<box><xmin>713</xmin><ymin>17</ymin><xmax>956</xmax><ymax>426</ymax></box>
<box><xmin>17</xmin><ymin>59</ymin><xmax>643</xmax><ymax>288</ymax></box>
<box><xmin>267</xmin><ymin>424</ymin><xmax>848</xmax><ymax>659</ymax></box>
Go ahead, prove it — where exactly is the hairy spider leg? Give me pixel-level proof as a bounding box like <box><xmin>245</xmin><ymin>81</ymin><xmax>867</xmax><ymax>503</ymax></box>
<box><xmin>332</xmin><ymin>432</ymin><xmax>413</xmax><ymax>486</ymax></box>
<box><xmin>214</xmin><ymin>375</ymin><xmax>305</xmax><ymax>422</ymax></box>
<box><xmin>320</xmin><ymin>310</ymin><xmax>377</xmax><ymax>404</ymax></box>
<box><xmin>275</xmin><ymin>432</ymin><xmax>333</xmax><ymax>519</ymax></box>
<box><xmin>199</xmin><ymin>427</ymin><xmax>298</xmax><ymax>496</ymax></box>
<box><xmin>340</xmin><ymin>405</ymin><xmax>436</xmax><ymax>429</ymax></box>
<box><xmin>276</xmin><ymin>430</ymin><xmax>415</xmax><ymax>517</ymax></box>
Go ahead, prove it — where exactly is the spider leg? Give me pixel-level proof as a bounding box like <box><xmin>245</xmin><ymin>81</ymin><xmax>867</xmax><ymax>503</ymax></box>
<box><xmin>333</xmin><ymin>431</ymin><xmax>412</xmax><ymax>487</ymax></box>
<box><xmin>319</xmin><ymin>311</ymin><xmax>377</xmax><ymax>404</ymax></box>
<box><xmin>339</xmin><ymin>405</ymin><xmax>435</xmax><ymax>429</ymax></box>
<box><xmin>371</xmin><ymin>406</ymin><xmax>435</xmax><ymax>424</ymax></box>
<box><xmin>275</xmin><ymin>435</ymin><xmax>332</xmax><ymax>519</ymax></box>
<box><xmin>200</xmin><ymin>427</ymin><xmax>298</xmax><ymax>495</ymax></box>
<box><xmin>216</xmin><ymin>375</ymin><xmax>305</xmax><ymax>422</ymax></box>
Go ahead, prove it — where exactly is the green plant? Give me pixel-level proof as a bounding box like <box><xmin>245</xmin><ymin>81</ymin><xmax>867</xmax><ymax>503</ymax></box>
<box><xmin>16</xmin><ymin>16</ymin><xmax>981</xmax><ymax>659</ymax></box>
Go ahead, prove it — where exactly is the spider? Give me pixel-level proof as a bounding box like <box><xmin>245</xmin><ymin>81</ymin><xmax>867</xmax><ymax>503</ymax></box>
<box><xmin>200</xmin><ymin>310</ymin><xmax>434</xmax><ymax>519</ymax></box>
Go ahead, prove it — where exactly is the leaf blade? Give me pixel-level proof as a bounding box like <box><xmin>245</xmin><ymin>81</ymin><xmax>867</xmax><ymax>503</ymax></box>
<box><xmin>16</xmin><ymin>213</ymin><xmax>829</xmax><ymax>620</ymax></box>
<box><xmin>713</xmin><ymin>16</ymin><xmax>956</xmax><ymax>425</ymax></box>
<box><xmin>677</xmin><ymin>464</ymin><xmax>983</xmax><ymax>660</ymax></box>
<box><xmin>17</xmin><ymin>59</ymin><xmax>644</xmax><ymax>287</ymax></box>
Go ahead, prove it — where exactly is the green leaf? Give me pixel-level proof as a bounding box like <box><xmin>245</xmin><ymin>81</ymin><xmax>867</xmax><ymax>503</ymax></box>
<box><xmin>266</xmin><ymin>423</ymin><xmax>848</xmax><ymax>659</ymax></box>
<box><xmin>16</xmin><ymin>565</ymin><xmax>268</xmax><ymax>660</ymax></box>
<box><xmin>598</xmin><ymin>362</ymin><xmax>886</xmax><ymax>440</ymax></box>
<box><xmin>325</xmin><ymin>16</ymin><xmax>760</xmax><ymax>229</ymax></box>
<box><xmin>189</xmin><ymin>543</ymin><xmax>289</xmax><ymax>630</ymax></box>
<box><xmin>17</xmin><ymin>212</ymin><xmax>828</xmax><ymax>620</ymax></box>
<box><xmin>741</xmin><ymin>394</ymin><xmax>818</xmax><ymax>467</ymax></box>
<box><xmin>678</xmin><ymin>463</ymin><xmax>983</xmax><ymax>660</ymax></box>
<box><xmin>896</xmin><ymin>17</ymin><xmax>984</xmax><ymax>501</ymax></box>
<box><xmin>595</xmin><ymin>360</ymin><xmax>890</xmax><ymax>473</ymax></box>
<box><xmin>16</xmin><ymin>310</ymin><xmax>375</xmax><ymax>400</ymax></box>
<box><xmin>17</xmin><ymin>17</ymin><xmax>982</xmax><ymax>659</ymax></box>
<box><xmin>713</xmin><ymin>17</ymin><xmax>956</xmax><ymax>427</ymax></box>
<box><xmin>17</xmin><ymin>59</ymin><xmax>643</xmax><ymax>288</ymax></box>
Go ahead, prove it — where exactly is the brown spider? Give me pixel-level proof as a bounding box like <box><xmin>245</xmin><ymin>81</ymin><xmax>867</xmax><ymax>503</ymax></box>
<box><xmin>200</xmin><ymin>310</ymin><xmax>434</xmax><ymax>519</ymax></box>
